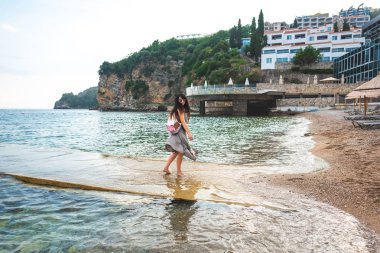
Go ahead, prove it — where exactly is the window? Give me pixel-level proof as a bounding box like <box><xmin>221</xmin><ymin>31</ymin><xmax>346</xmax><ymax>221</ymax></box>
<box><xmin>341</xmin><ymin>34</ymin><xmax>353</xmax><ymax>40</ymax></box>
<box><xmin>290</xmin><ymin>49</ymin><xmax>300</xmax><ymax>54</ymax></box>
<box><xmin>272</xmin><ymin>34</ymin><xmax>282</xmax><ymax>40</ymax></box>
<box><xmin>317</xmin><ymin>35</ymin><xmax>328</xmax><ymax>40</ymax></box>
<box><xmin>332</xmin><ymin>48</ymin><xmax>344</xmax><ymax>52</ymax></box>
<box><xmin>266</xmin><ymin>58</ymin><xmax>272</xmax><ymax>63</ymax></box>
<box><xmin>321</xmin><ymin>57</ymin><xmax>330</xmax><ymax>61</ymax></box>
<box><xmin>318</xmin><ymin>47</ymin><xmax>330</xmax><ymax>52</ymax></box>
<box><xmin>295</xmin><ymin>34</ymin><xmax>306</xmax><ymax>39</ymax></box>
<box><xmin>263</xmin><ymin>49</ymin><xmax>276</xmax><ymax>54</ymax></box>
<box><xmin>327</xmin><ymin>27</ymin><xmax>332</xmax><ymax>31</ymax></box>
<box><xmin>353</xmin><ymin>34</ymin><xmax>361</xmax><ymax>38</ymax></box>
<box><xmin>287</xmin><ymin>35</ymin><xmax>292</xmax><ymax>40</ymax></box>
<box><xmin>277</xmin><ymin>49</ymin><xmax>289</xmax><ymax>54</ymax></box>
<box><xmin>276</xmin><ymin>58</ymin><xmax>288</xmax><ymax>62</ymax></box>
<box><xmin>309</xmin><ymin>36</ymin><xmax>315</xmax><ymax>41</ymax></box>
<box><xmin>332</xmin><ymin>36</ymin><xmax>338</xmax><ymax>40</ymax></box>
<box><xmin>346</xmin><ymin>47</ymin><xmax>358</xmax><ymax>52</ymax></box>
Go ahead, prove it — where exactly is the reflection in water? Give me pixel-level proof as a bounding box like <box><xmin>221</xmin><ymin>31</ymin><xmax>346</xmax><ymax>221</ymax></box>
<box><xmin>165</xmin><ymin>199</ymin><xmax>196</xmax><ymax>241</ymax></box>
<box><xmin>164</xmin><ymin>177</ymin><xmax>201</xmax><ymax>241</ymax></box>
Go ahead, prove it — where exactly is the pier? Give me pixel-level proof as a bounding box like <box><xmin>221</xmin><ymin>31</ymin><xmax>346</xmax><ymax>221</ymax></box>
<box><xmin>186</xmin><ymin>83</ymin><xmax>361</xmax><ymax>116</ymax></box>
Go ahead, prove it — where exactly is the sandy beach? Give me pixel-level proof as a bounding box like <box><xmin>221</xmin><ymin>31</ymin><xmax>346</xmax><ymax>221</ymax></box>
<box><xmin>270</xmin><ymin>110</ymin><xmax>380</xmax><ymax>235</ymax></box>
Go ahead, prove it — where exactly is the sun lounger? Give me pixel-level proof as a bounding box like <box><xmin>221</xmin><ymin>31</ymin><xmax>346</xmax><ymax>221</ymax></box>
<box><xmin>351</xmin><ymin>120</ymin><xmax>380</xmax><ymax>129</ymax></box>
<box><xmin>344</xmin><ymin>115</ymin><xmax>380</xmax><ymax>120</ymax></box>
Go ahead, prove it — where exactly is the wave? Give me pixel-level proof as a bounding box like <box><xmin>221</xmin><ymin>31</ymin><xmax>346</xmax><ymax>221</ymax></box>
<box><xmin>0</xmin><ymin>172</ymin><xmax>169</xmax><ymax>198</ymax></box>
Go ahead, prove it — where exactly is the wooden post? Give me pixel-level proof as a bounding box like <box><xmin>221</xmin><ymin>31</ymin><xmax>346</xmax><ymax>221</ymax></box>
<box><xmin>364</xmin><ymin>96</ymin><xmax>368</xmax><ymax>117</ymax></box>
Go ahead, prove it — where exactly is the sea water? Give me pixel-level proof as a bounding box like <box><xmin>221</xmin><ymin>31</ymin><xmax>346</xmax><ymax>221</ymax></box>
<box><xmin>0</xmin><ymin>109</ymin><xmax>376</xmax><ymax>252</ymax></box>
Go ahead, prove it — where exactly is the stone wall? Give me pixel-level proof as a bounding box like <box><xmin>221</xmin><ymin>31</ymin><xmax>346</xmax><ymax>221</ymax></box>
<box><xmin>274</xmin><ymin>62</ymin><xmax>333</xmax><ymax>70</ymax></box>
<box><xmin>277</xmin><ymin>97</ymin><xmax>336</xmax><ymax>107</ymax></box>
<box><xmin>257</xmin><ymin>83</ymin><xmax>361</xmax><ymax>94</ymax></box>
<box><xmin>260</xmin><ymin>69</ymin><xmax>332</xmax><ymax>84</ymax></box>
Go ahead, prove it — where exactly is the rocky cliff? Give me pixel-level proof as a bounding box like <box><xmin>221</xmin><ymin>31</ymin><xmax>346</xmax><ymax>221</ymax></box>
<box><xmin>97</xmin><ymin>59</ymin><xmax>184</xmax><ymax>111</ymax></box>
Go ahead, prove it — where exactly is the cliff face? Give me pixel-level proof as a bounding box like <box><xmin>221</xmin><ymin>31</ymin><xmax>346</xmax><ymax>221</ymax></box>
<box><xmin>97</xmin><ymin>59</ymin><xmax>184</xmax><ymax>110</ymax></box>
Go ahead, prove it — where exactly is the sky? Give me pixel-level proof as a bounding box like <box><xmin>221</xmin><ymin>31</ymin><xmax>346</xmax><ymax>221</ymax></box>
<box><xmin>0</xmin><ymin>0</ymin><xmax>379</xmax><ymax>108</ymax></box>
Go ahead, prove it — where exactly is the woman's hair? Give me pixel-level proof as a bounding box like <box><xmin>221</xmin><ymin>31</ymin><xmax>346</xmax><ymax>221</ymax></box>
<box><xmin>170</xmin><ymin>94</ymin><xmax>190</xmax><ymax>121</ymax></box>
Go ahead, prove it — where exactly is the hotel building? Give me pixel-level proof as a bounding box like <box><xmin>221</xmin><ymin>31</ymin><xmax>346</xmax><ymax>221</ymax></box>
<box><xmin>261</xmin><ymin>24</ymin><xmax>365</xmax><ymax>70</ymax></box>
<box><xmin>296</xmin><ymin>14</ymin><xmax>336</xmax><ymax>29</ymax></box>
<box><xmin>334</xmin><ymin>15</ymin><xmax>380</xmax><ymax>83</ymax></box>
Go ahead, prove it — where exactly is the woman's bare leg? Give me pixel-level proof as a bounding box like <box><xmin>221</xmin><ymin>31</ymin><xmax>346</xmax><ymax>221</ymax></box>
<box><xmin>163</xmin><ymin>152</ymin><xmax>177</xmax><ymax>174</ymax></box>
<box><xmin>176</xmin><ymin>153</ymin><xmax>184</xmax><ymax>176</ymax></box>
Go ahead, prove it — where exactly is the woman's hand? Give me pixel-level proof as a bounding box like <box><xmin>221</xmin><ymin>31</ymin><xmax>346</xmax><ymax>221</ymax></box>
<box><xmin>187</xmin><ymin>133</ymin><xmax>193</xmax><ymax>141</ymax></box>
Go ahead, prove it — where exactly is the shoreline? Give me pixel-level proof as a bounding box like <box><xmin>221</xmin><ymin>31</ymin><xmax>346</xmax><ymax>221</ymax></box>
<box><xmin>269</xmin><ymin>110</ymin><xmax>380</xmax><ymax>235</ymax></box>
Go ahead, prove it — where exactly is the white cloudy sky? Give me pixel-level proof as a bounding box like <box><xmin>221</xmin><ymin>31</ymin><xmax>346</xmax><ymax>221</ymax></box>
<box><xmin>0</xmin><ymin>0</ymin><xmax>378</xmax><ymax>108</ymax></box>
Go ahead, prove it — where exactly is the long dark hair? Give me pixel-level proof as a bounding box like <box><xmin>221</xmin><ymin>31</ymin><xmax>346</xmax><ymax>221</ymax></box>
<box><xmin>170</xmin><ymin>94</ymin><xmax>190</xmax><ymax>121</ymax></box>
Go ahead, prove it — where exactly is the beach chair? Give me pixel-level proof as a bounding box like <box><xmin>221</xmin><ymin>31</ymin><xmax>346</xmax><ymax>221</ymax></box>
<box><xmin>351</xmin><ymin>120</ymin><xmax>380</xmax><ymax>129</ymax></box>
<box><xmin>344</xmin><ymin>115</ymin><xmax>380</xmax><ymax>121</ymax></box>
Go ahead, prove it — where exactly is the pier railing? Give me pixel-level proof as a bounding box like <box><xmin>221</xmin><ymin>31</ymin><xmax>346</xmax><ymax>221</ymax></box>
<box><xmin>186</xmin><ymin>84</ymin><xmax>262</xmax><ymax>96</ymax></box>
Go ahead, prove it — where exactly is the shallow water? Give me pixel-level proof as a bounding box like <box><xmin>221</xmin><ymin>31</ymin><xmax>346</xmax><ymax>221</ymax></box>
<box><xmin>0</xmin><ymin>110</ymin><xmax>377</xmax><ymax>252</ymax></box>
<box><xmin>0</xmin><ymin>176</ymin><xmax>373</xmax><ymax>253</ymax></box>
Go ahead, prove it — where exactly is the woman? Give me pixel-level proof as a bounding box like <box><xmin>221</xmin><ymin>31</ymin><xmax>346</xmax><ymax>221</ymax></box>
<box><xmin>163</xmin><ymin>94</ymin><xmax>196</xmax><ymax>176</ymax></box>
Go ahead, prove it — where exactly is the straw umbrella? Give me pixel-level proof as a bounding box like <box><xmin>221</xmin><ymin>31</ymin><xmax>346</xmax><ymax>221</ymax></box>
<box><xmin>346</xmin><ymin>73</ymin><xmax>380</xmax><ymax>116</ymax></box>
<box><xmin>319</xmin><ymin>77</ymin><xmax>340</xmax><ymax>83</ymax></box>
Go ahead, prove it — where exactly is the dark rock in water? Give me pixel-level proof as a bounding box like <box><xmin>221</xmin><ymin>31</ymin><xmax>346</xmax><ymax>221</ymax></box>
<box><xmin>157</xmin><ymin>105</ymin><xmax>168</xmax><ymax>111</ymax></box>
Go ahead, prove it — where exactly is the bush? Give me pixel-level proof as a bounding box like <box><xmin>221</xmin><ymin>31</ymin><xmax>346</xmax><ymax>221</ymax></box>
<box><xmin>142</xmin><ymin>65</ymin><xmax>155</xmax><ymax>77</ymax></box>
<box><xmin>125</xmin><ymin>79</ymin><xmax>149</xmax><ymax>99</ymax></box>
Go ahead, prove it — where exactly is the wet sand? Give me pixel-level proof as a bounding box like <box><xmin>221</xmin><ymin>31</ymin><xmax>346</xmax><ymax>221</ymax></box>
<box><xmin>270</xmin><ymin>110</ymin><xmax>380</xmax><ymax>235</ymax></box>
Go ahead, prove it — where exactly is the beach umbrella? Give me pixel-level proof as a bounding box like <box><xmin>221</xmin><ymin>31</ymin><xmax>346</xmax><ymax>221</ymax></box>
<box><xmin>319</xmin><ymin>77</ymin><xmax>340</xmax><ymax>83</ymax></box>
<box><xmin>279</xmin><ymin>75</ymin><xmax>283</xmax><ymax>84</ymax></box>
<box><xmin>245</xmin><ymin>78</ymin><xmax>250</xmax><ymax>86</ymax></box>
<box><xmin>204</xmin><ymin>80</ymin><xmax>208</xmax><ymax>88</ymax></box>
<box><xmin>228</xmin><ymin>77</ymin><xmax>233</xmax><ymax>85</ymax></box>
<box><xmin>191</xmin><ymin>82</ymin><xmax>193</xmax><ymax>88</ymax></box>
<box><xmin>341</xmin><ymin>74</ymin><xmax>345</xmax><ymax>84</ymax></box>
<box><xmin>307</xmin><ymin>76</ymin><xmax>310</xmax><ymax>85</ymax></box>
<box><xmin>346</xmin><ymin>72</ymin><xmax>380</xmax><ymax>116</ymax></box>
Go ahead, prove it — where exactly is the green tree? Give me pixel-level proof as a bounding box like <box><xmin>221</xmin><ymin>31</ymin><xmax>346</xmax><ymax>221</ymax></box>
<box><xmin>237</xmin><ymin>19</ymin><xmax>243</xmax><ymax>49</ymax></box>
<box><xmin>257</xmin><ymin>10</ymin><xmax>265</xmax><ymax>62</ymax></box>
<box><xmin>293</xmin><ymin>18</ymin><xmax>298</xmax><ymax>28</ymax></box>
<box><xmin>370</xmin><ymin>8</ymin><xmax>380</xmax><ymax>19</ymax></box>
<box><xmin>293</xmin><ymin>46</ymin><xmax>322</xmax><ymax>66</ymax></box>
<box><xmin>229</xmin><ymin>26</ymin><xmax>237</xmax><ymax>48</ymax></box>
<box><xmin>342</xmin><ymin>19</ymin><xmax>350</xmax><ymax>31</ymax></box>
<box><xmin>333</xmin><ymin>21</ymin><xmax>339</xmax><ymax>32</ymax></box>
<box><xmin>249</xmin><ymin>17</ymin><xmax>257</xmax><ymax>58</ymax></box>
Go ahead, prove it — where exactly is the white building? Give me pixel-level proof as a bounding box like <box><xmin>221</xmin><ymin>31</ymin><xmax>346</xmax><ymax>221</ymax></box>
<box><xmin>339</xmin><ymin>4</ymin><xmax>371</xmax><ymax>28</ymax></box>
<box><xmin>341</xmin><ymin>15</ymin><xmax>370</xmax><ymax>28</ymax></box>
<box><xmin>265</xmin><ymin>21</ymin><xmax>289</xmax><ymax>31</ymax></box>
<box><xmin>261</xmin><ymin>24</ymin><xmax>365</xmax><ymax>70</ymax></box>
<box><xmin>296</xmin><ymin>13</ymin><xmax>337</xmax><ymax>29</ymax></box>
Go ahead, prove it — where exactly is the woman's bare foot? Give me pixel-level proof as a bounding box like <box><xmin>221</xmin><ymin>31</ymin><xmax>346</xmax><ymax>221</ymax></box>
<box><xmin>163</xmin><ymin>168</ymin><xmax>171</xmax><ymax>175</ymax></box>
<box><xmin>177</xmin><ymin>172</ymin><xmax>185</xmax><ymax>177</ymax></box>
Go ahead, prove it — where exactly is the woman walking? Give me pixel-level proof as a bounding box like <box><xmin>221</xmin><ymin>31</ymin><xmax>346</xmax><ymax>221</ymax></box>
<box><xmin>164</xmin><ymin>94</ymin><xmax>196</xmax><ymax>177</ymax></box>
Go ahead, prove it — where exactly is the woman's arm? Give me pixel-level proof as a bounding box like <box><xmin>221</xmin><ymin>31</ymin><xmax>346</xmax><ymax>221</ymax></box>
<box><xmin>177</xmin><ymin>109</ymin><xmax>193</xmax><ymax>140</ymax></box>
